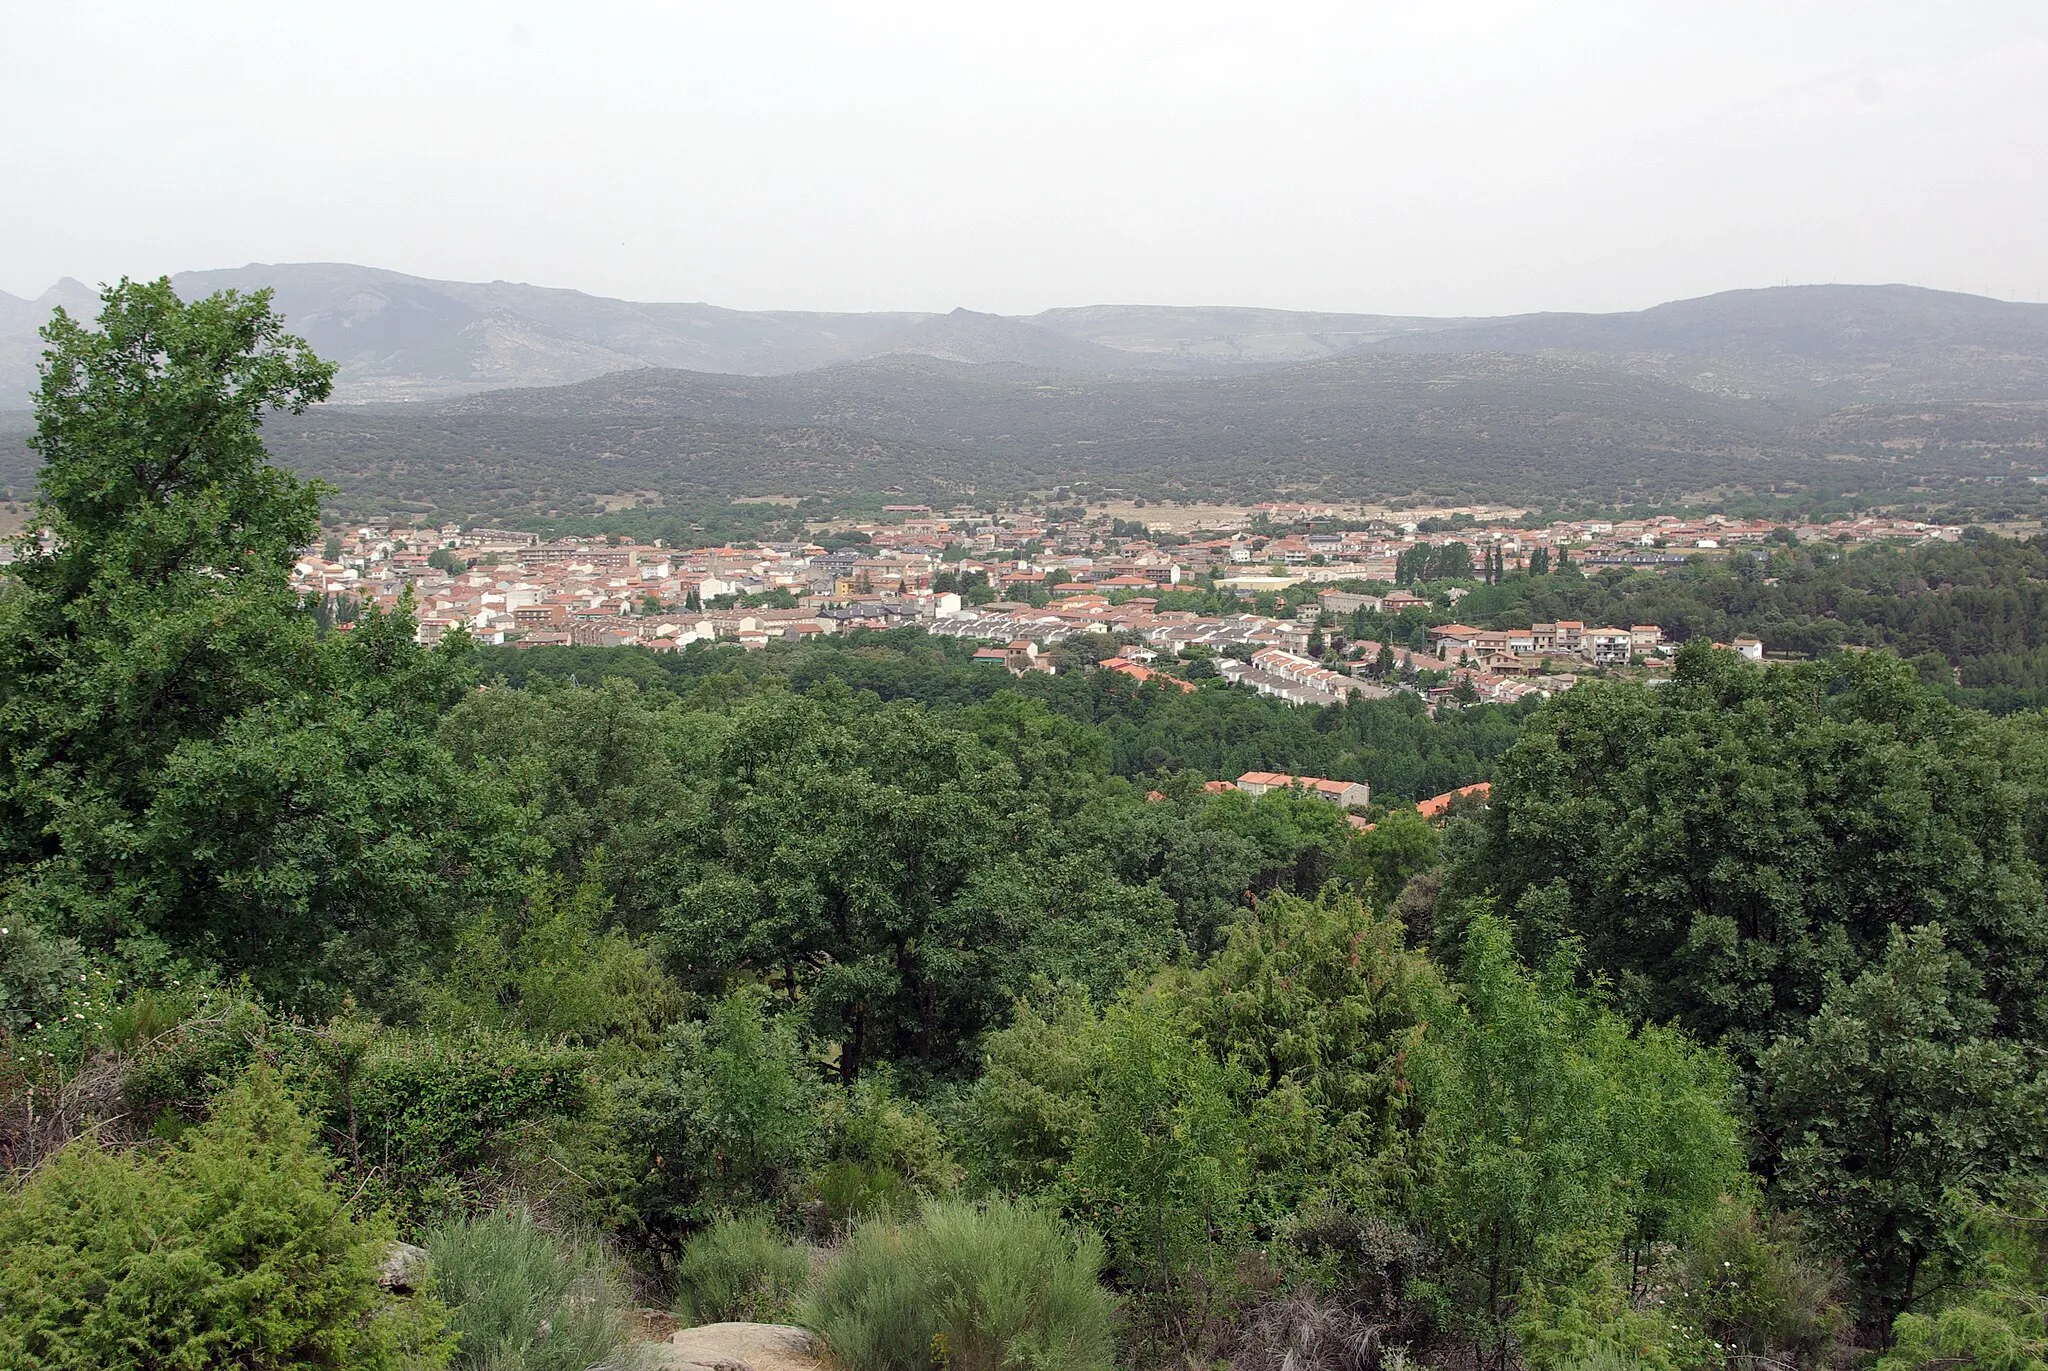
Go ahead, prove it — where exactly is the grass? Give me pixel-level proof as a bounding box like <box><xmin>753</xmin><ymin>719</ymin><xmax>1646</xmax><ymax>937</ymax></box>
<box><xmin>425</xmin><ymin>1206</ymin><xmax>629</xmax><ymax>1371</ymax></box>
<box><xmin>674</xmin><ymin>1213</ymin><xmax>814</xmax><ymax>1326</ymax></box>
<box><xmin>799</xmin><ymin>1196</ymin><xmax>1115</xmax><ymax>1371</ymax></box>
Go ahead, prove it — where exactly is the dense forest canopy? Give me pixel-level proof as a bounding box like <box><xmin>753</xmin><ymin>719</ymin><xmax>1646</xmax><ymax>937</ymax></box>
<box><xmin>4</xmin><ymin>283</ymin><xmax>2048</xmax><ymax>1371</ymax></box>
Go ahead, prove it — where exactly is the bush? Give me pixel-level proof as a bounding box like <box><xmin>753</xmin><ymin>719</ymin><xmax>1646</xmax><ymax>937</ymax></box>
<box><xmin>800</xmin><ymin>1197</ymin><xmax>1115</xmax><ymax>1371</ymax></box>
<box><xmin>425</xmin><ymin>1206</ymin><xmax>627</xmax><ymax>1371</ymax></box>
<box><xmin>674</xmin><ymin>1213</ymin><xmax>812</xmax><ymax>1325</ymax></box>
<box><xmin>0</xmin><ymin>1064</ymin><xmax>452</xmax><ymax>1370</ymax></box>
<box><xmin>1666</xmin><ymin>1202</ymin><xmax>1847</xmax><ymax>1370</ymax></box>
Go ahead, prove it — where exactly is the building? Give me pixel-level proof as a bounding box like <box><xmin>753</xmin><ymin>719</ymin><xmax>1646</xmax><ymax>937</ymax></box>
<box><xmin>1235</xmin><ymin>771</ymin><xmax>1371</xmax><ymax>809</ymax></box>
<box><xmin>1415</xmin><ymin>781</ymin><xmax>1490</xmax><ymax>820</ymax></box>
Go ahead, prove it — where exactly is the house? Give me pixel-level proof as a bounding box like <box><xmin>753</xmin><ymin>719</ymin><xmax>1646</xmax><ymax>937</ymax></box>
<box><xmin>1378</xmin><ymin>591</ymin><xmax>1430</xmax><ymax>613</ymax></box>
<box><xmin>1733</xmin><ymin>636</ymin><xmax>1764</xmax><ymax>661</ymax></box>
<box><xmin>1428</xmin><ymin>624</ymin><xmax>1485</xmax><ymax>661</ymax></box>
<box><xmin>1415</xmin><ymin>781</ymin><xmax>1491</xmax><ymax>820</ymax></box>
<box><xmin>1587</xmin><ymin>628</ymin><xmax>1634</xmax><ymax>666</ymax></box>
<box><xmin>1103</xmin><ymin>658</ymin><xmax>1196</xmax><ymax>693</ymax></box>
<box><xmin>1235</xmin><ymin>771</ymin><xmax>1372</xmax><ymax>809</ymax></box>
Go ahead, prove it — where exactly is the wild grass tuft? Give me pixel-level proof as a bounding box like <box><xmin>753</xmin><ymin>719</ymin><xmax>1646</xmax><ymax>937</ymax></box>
<box><xmin>425</xmin><ymin>1205</ymin><xmax>629</xmax><ymax>1371</ymax></box>
<box><xmin>674</xmin><ymin>1212</ymin><xmax>813</xmax><ymax>1326</ymax></box>
<box><xmin>800</xmin><ymin>1196</ymin><xmax>1115</xmax><ymax>1371</ymax></box>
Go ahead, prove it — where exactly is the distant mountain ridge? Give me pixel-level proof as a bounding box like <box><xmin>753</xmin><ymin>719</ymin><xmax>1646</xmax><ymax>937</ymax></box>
<box><xmin>4</xmin><ymin>263</ymin><xmax>2046</xmax><ymax>407</ymax></box>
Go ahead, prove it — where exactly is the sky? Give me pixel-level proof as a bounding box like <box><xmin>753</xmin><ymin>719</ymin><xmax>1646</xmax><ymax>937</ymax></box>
<box><xmin>2</xmin><ymin>1</ymin><xmax>2045</xmax><ymax>316</ymax></box>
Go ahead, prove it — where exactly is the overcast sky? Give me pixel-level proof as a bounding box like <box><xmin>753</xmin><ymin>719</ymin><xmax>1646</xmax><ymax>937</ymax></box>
<box><xmin>3</xmin><ymin>1</ymin><xmax>2044</xmax><ymax>316</ymax></box>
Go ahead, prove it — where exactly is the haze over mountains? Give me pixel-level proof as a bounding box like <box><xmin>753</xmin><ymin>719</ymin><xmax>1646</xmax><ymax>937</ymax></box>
<box><xmin>7</xmin><ymin>263</ymin><xmax>2048</xmax><ymax>408</ymax></box>
<box><xmin>4</xmin><ymin>263</ymin><xmax>2048</xmax><ymax>522</ymax></box>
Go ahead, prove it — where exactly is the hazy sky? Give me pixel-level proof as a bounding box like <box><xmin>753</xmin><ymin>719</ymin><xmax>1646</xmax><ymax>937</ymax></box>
<box><xmin>3</xmin><ymin>1</ymin><xmax>2044</xmax><ymax>316</ymax></box>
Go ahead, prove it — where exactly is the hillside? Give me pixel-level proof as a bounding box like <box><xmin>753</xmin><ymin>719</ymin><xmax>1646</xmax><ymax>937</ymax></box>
<box><xmin>6</xmin><ymin>271</ymin><xmax>2048</xmax><ymax>523</ymax></box>
<box><xmin>242</xmin><ymin>350</ymin><xmax>2001</xmax><ymax>525</ymax></box>
<box><xmin>1363</xmin><ymin>284</ymin><xmax>2048</xmax><ymax>402</ymax></box>
<box><xmin>7</xmin><ymin>267</ymin><xmax>2048</xmax><ymax>408</ymax></box>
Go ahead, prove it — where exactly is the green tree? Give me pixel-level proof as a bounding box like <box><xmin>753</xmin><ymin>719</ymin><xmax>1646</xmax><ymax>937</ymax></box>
<box><xmin>1171</xmin><ymin>893</ymin><xmax>1438</xmax><ymax>1220</ymax></box>
<box><xmin>0</xmin><ymin>1065</ymin><xmax>453</xmax><ymax>1369</ymax></box>
<box><xmin>1413</xmin><ymin>912</ymin><xmax>1741</xmax><ymax>1355</ymax></box>
<box><xmin>1470</xmin><ymin>644</ymin><xmax>2048</xmax><ymax>1065</ymax></box>
<box><xmin>1336</xmin><ymin>808</ymin><xmax>1442</xmax><ymax>907</ymax></box>
<box><xmin>1756</xmin><ymin>926</ymin><xmax>2046</xmax><ymax>1331</ymax></box>
<box><xmin>1878</xmin><ymin>1180</ymin><xmax>2048</xmax><ymax>1371</ymax></box>
<box><xmin>1063</xmin><ymin>994</ymin><xmax>1248</xmax><ymax>1314</ymax></box>
<box><xmin>0</xmin><ymin>280</ymin><xmax>508</xmax><ymax>1012</ymax></box>
<box><xmin>617</xmin><ymin>986</ymin><xmax>822</xmax><ymax>1246</ymax></box>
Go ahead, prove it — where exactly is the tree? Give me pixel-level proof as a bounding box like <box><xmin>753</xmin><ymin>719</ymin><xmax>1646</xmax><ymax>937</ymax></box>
<box><xmin>1171</xmin><ymin>893</ymin><xmax>1438</xmax><ymax>1219</ymax></box>
<box><xmin>1337</xmin><ymin>808</ymin><xmax>1442</xmax><ymax>906</ymax></box>
<box><xmin>1469</xmin><ymin>644</ymin><xmax>2048</xmax><ymax>1066</ymax></box>
<box><xmin>0</xmin><ymin>1066</ymin><xmax>454</xmax><ymax>1369</ymax></box>
<box><xmin>0</xmin><ymin>280</ymin><xmax>511</xmax><ymax>1014</ymax></box>
<box><xmin>617</xmin><ymin>986</ymin><xmax>822</xmax><ymax>1246</ymax></box>
<box><xmin>1877</xmin><ymin>1179</ymin><xmax>2048</xmax><ymax>1371</ymax></box>
<box><xmin>1756</xmin><ymin>926</ymin><xmax>2046</xmax><ymax>1331</ymax></box>
<box><xmin>427</xmin><ymin>546</ymin><xmax>465</xmax><ymax>576</ymax></box>
<box><xmin>1529</xmin><ymin>547</ymin><xmax>1552</xmax><ymax>576</ymax></box>
<box><xmin>1413</xmin><ymin>912</ymin><xmax>1741</xmax><ymax>1357</ymax></box>
<box><xmin>659</xmin><ymin>687</ymin><xmax>1167</xmax><ymax>1077</ymax></box>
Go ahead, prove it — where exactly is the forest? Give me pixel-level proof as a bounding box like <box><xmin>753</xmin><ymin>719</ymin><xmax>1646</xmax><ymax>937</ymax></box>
<box><xmin>3</xmin><ymin>283</ymin><xmax>2047</xmax><ymax>1371</ymax></box>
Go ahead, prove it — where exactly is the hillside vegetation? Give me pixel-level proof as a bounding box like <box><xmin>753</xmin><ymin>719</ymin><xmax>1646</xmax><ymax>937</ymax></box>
<box><xmin>5</xmin><ymin>272</ymin><xmax>2047</xmax><ymax>521</ymax></box>
<box><xmin>6</xmin><ymin>280</ymin><xmax>2048</xmax><ymax>1371</ymax></box>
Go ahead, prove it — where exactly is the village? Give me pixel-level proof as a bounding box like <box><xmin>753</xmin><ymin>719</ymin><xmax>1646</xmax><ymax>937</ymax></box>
<box><xmin>290</xmin><ymin>501</ymin><xmax>1962</xmax><ymax>715</ymax></box>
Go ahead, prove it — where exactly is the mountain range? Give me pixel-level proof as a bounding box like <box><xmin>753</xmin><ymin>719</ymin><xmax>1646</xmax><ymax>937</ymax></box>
<box><xmin>7</xmin><ymin>263</ymin><xmax>2046</xmax><ymax>407</ymax></box>
<box><xmin>4</xmin><ymin>265</ymin><xmax>2048</xmax><ymax>522</ymax></box>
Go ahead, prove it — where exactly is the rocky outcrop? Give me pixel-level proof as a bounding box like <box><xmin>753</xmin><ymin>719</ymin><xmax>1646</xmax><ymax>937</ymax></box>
<box><xmin>642</xmin><ymin>1321</ymin><xmax>822</xmax><ymax>1371</ymax></box>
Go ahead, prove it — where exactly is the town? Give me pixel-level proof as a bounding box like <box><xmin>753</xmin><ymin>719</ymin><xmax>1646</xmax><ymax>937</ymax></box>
<box><xmin>294</xmin><ymin>500</ymin><xmax>1960</xmax><ymax>714</ymax></box>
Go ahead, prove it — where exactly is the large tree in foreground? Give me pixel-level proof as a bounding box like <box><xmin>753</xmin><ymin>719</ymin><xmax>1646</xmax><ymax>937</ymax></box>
<box><xmin>0</xmin><ymin>280</ymin><xmax>511</xmax><ymax>1017</ymax></box>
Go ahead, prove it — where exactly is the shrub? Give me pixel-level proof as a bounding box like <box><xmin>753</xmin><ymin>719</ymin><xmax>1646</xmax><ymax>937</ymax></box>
<box><xmin>425</xmin><ymin>1206</ymin><xmax>627</xmax><ymax>1371</ymax></box>
<box><xmin>1666</xmin><ymin>1202</ymin><xmax>1847</xmax><ymax>1370</ymax></box>
<box><xmin>800</xmin><ymin>1197</ymin><xmax>1115</xmax><ymax>1371</ymax></box>
<box><xmin>674</xmin><ymin>1213</ymin><xmax>813</xmax><ymax>1325</ymax></box>
<box><xmin>810</xmin><ymin>1158</ymin><xmax>915</xmax><ymax>1226</ymax></box>
<box><xmin>0</xmin><ymin>1064</ymin><xmax>453</xmax><ymax>1370</ymax></box>
<box><xmin>618</xmin><ymin>986</ymin><xmax>821</xmax><ymax>1246</ymax></box>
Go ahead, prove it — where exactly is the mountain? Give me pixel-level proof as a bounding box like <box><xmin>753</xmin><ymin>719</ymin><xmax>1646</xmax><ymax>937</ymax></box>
<box><xmin>6</xmin><ymin>268</ymin><xmax>2048</xmax><ymax>524</ymax></box>
<box><xmin>159</xmin><ymin>263</ymin><xmax>927</xmax><ymax>402</ymax></box>
<box><xmin>0</xmin><ymin>278</ymin><xmax>102</xmax><ymax>404</ymax></box>
<box><xmin>1359</xmin><ymin>285</ymin><xmax>2048</xmax><ymax>402</ymax></box>
<box><xmin>1029</xmin><ymin>304</ymin><xmax>1474</xmax><ymax>365</ymax></box>
<box><xmin>6</xmin><ymin>265</ymin><xmax>2047</xmax><ymax>409</ymax></box>
<box><xmin>848</xmin><ymin>308</ymin><xmax>1169</xmax><ymax>372</ymax></box>
<box><xmin>238</xmin><ymin>349</ymin><xmax>1901</xmax><ymax>526</ymax></box>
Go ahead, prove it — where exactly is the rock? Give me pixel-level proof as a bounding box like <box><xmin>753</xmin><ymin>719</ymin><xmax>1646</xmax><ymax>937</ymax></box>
<box><xmin>377</xmin><ymin>1241</ymin><xmax>432</xmax><ymax>1294</ymax></box>
<box><xmin>648</xmin><ymin>1321</ymin><xmax>822</xmax><ymax>1371</ymax></box>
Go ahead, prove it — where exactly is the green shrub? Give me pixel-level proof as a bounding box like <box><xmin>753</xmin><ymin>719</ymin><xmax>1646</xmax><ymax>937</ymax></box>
<box><xmin>618</xmin><ymin>986</ymin><xmax>821</xmax><ymax>1246</ymax></box>
<box><xmin>1877</xmin><ymin>1180</ymin><xmax>2048</xmax><ymax>1371</ymax></box>
<box><xmin>0</xmin><ymin>1064</ymin><xmax>453</xmax><ymax>1370</ymax></box>
<box><xmin>811</xmin><ymin>1158</ymin><xmax>915</xmax><ymax>1226</ymax></box>
<box><xmin>425</xmin><ymin>1206</ymin><xmax>627</xmax><ymax>1371</ymax></box>
<box><xmin>1515</xmin><ymin>1246</ymin><xmax>1714</xmax><ymax>1371</ymax></box>
<box><xmin>674</xmin><ymin>1213</ymin><xmax>813</xmax><ymax>1325</ymax></box>
<box><xmin>349</xmin><ymin>1030</ymin><xmax>588</xmax><ymax>1222</ymax></box>
<box><xmin>800</xmin><ymin>1197</ymin><xmax>1115</xmax><ymax>1371</ymax></box>
<box><xmin>1666</xmin><ymin>1202</ymin><xmax>1847</xmax><ymax>1370</ymax></box>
